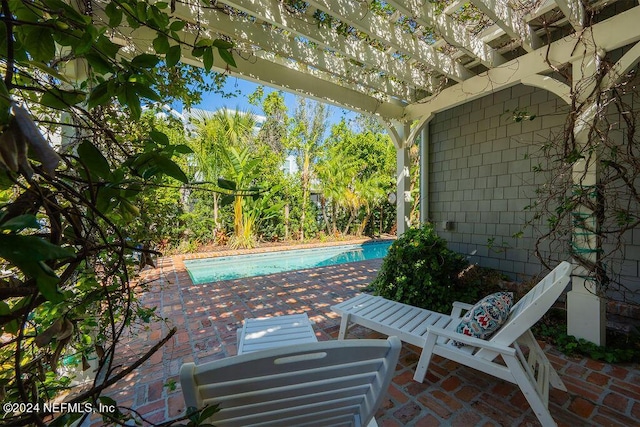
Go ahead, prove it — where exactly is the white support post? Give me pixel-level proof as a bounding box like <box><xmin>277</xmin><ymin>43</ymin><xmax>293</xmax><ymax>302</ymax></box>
<box><xmin>380</xmin><ymin>119</ymin><xmax>413</xmax><ymax>237</ymax></box>
<box><xmin>396</xmin><ymin>144</ymin><xmax>411</xmax><ymax>235</ymax></box>
<box><xmin>419</xmin><ymin>125</ymin><xmax>429</xmax><ymax>225</ymax></box>
<box><xmin>566</xmin><ymin>52</ymin><xmax>607</xmax><ymax>346</ymax></box>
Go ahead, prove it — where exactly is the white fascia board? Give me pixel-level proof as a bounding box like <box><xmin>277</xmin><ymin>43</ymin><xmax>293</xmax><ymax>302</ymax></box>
<box><xmin>230</xmin><ymin>54</ymin><xmax>405</xmax><ymax>119</ymax></box>
<box><xmin>213</xmin><ymin>0</ymin><xmax>434</xmax><ymax>91</ymax></box>
<box><xmin>387</xmin><ymin>0</ymin><xmax>506</xmax><ymax>68</ymax></box>
<box><xmin>470</xmin><ymin>0</ymin><xmax>542</xmax><ymax>52</ymax></box>
<box><xmin>404</xmin><ymin>5</ymin><xmax>640</xmax><ymax>120</ymax></box>
<box><xmin>254</xmin><ymin>50</ymin><xmax>416</xmax><ymax>104</ymax></box>
<box><xmin>303</xmin><ymin>0</ymin><xmax>473</xmax><ymax>82</ymax></box>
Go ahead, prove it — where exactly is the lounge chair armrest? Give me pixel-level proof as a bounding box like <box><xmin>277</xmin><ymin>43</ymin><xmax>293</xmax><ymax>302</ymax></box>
<box><xmin>426</xmin><ymin>326</ymin><xmax>516</xmax><ymax>356</ymax></box>
<box><xmin>450</xmin><ymin>301</ymin><xmax>474</xmax><ymax>318</ymax></box>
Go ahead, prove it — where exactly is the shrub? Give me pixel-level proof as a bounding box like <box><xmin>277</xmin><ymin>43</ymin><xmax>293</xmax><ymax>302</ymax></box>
<box><xmin>371</xmin><ymin>224</ymin><xmax>476</xmax><ymax>313</ymax></box>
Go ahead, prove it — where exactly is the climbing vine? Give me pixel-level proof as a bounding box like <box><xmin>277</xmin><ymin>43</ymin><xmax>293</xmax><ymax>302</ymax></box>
<box><xmin>0</xmin><ymin>0</ymin><xmax>234</xmax><ymax>425</ymax></box>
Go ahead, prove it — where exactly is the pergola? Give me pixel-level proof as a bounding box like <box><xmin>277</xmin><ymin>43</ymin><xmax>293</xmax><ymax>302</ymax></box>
<box><xmin>110</xmin><ymin>0</ymin><xmax>640</xmax><ymax>344</ymax></box>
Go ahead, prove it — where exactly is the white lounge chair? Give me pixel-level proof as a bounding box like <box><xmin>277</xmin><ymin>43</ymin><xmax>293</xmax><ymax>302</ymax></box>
<box><xmin>180</xmin><ymin>336</ymin><xmax>401</xmax><ymax>427</ymax></box>
<box><xmin>331</xmin><ymin>261</ymin><xmax>572</xmax><ymax>427</ymax></box>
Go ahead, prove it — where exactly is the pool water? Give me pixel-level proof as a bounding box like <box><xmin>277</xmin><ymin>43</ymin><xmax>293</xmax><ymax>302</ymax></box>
<box><xmin>184</xmin><ymin>240</ymin><xmax>393</xmax><ymax>284</ymax></box>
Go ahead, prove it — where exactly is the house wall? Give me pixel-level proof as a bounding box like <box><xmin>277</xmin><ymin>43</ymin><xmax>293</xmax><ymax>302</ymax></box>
<box><xmin>427</xmin><ymin>84</ymin><xmax>640</xmax><ymax>303</ymax></box>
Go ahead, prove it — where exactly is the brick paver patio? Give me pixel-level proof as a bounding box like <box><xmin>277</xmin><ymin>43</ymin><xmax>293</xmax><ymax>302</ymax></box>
<box><xmin>94</xmin><ymin>249</ymin><xmax>640</xmax><ymax>426</ymax></box>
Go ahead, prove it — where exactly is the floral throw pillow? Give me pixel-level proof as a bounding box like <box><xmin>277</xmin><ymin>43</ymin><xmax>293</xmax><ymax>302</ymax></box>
<box><xmin>454</xmin><ymin>292</ymin><xmax>514</xmax><ymax>346</ymax></box>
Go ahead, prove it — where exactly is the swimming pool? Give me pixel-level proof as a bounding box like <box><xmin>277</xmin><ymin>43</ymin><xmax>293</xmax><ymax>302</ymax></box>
<box><xmin>184</xmin><ymin>240</ymin><xmax>393</xmax><ymax>284</ymax></box>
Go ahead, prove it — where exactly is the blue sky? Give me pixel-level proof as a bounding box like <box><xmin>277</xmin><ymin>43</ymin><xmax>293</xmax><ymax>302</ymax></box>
<box><xmin>173</xmin><ymin>74</ymin><xmax>356</xmax><ymax>127</ymax></box>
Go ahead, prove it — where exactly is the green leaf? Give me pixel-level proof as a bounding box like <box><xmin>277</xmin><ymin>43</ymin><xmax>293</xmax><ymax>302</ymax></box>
<box><xmin>132</xmin><ymin>53</ymin><xmax>161</xmax><ymax>68</ymax></box>
<box><xmin>195</xmin><ymin>39</ymin><xmax>214</xmax><ymax>47</ymax></box>
<box><xmin>150</xmin><ymin>130</ymin><xmax>170</xmax><ymax>146</ymax></box>
<box><xmin>153</xmin><ymin>34</ymin><xmax>170</xmax><ymax>54</ymax></box>
<box><xmin>95</xmin><ymin>35</ymin><xmax>122</xmax><ymax>59</ymax></box>
<box><xmin>40</xmin><ymin>88</ymin><xmax>86</xmax><ymax>110</ymax></box>
<box><xmin>130</xmin><ymin>83</ymin><xmax>161</xmax><ymax>102</ymax></box>
<box><xmin>77</xmin><ymin>141</ymin><xmax>111</xmax><ymax>179</ymax></box>
<box><xmin>0</xmin><ymin>234</ymin><xmax>74</xmax><ymax>301</ymax></box>
<box><xmin>212</xmin><ymin>39</ymin><xmax>233</xmax><ymax>49</ymax></box>
<box><xmin>198</xmin><ymin>404</ymin><xmax>220</xmax><ymax>422</ymax></box>
<box><xmin>192</xmin><ymin>46</ymin><xmax>205</xmax><ymax>58</ymax></box>
<box><xmin>124</xmin><ymin>182</ymin><xmax>143</xmax><ymax>198</ymax></box>
<box><xmin>154</xmin><ymin>155</ymin><xmax>188</xmax><ymax>183</ymax></box>
<box><xmin>218</xmin><ymin>48</ymin><xmax>236</xmax><ymax>67</ymax></box>
<box><xmin>202</xmin><ymin>47</ymin><xmax>214</xmax><ymax>70</ymax></box>
<box><xmin>75</xmin><ymin>25</ymin><xmax>99</xmax><ymax>55</ymax></box>
<box><xmin>170</xmin><ymin>20</ymin><xmax>186</xmax><ymax>31</ymax></box>
<box><xmin>104</xmin><ymin>1</ymin><xmax>123</xmax><ymax>27</ymax></box>
<box><xmin>220</xmin><ymin>194</ymin><xmax>235</xmax><ymax>206</ymax></box>
<box><xmin>0</xmin><ymin>214</ymin><xmax>40</xmax><ymax>232</ymax></box>
<box><xmin>218</xmin><ymin>178</ymin><xmax>236</xmax><ymax>191</ymax></box>
<box><xmin>173</xmin><ymin>144</ymin><xmax>193</xmax><ymax>154</ymax></box>
<box><xmin>84</xmin><ymin>52</ymin><xmax>114</xmax><ymax>75</ymax></box>
<box><xmin>43</xmin><ymin>0</ymin><xmax>90</xmax><ymax>24</ymax></box>
<box><xmin>0</xmin><ymin>300</ymin><xmax>10</xmax><ymax>316</ymax></box>
<box><xmin>148</xmin><ymin>5</ymin><xmax>170</xmax><ymax>28</ymax></box>
<box><xmin>23</xmin><ymin>27</ymin><xmax>56</xmax><ymax>62</ymax></box>
<box><xmin>165</xmin><ymin>45</ymin><xmax>181</xmax><ymax>68</ymax></box>
<box><xmin>125</xmin><ymin>88</ymin><xmax>142</xmax><ymax>120</ymax></box>
<box><xmin>87</xmin><ymin>81</ymin><xmax>112</xmax><ymax>109</ymax></box>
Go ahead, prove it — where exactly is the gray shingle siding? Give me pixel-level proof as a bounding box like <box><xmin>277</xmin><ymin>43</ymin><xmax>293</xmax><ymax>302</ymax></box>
<box><xmin>427</xmin><ymin>84</ymin><xmax>640</xmax><ymax>303</ymax></box>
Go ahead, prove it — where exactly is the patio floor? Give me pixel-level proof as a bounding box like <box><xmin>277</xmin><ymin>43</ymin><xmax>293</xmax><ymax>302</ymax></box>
<box><xmin>95</xmin><ymin>251</ymin><xmax>640</xmax><ymax>426</ymax></box>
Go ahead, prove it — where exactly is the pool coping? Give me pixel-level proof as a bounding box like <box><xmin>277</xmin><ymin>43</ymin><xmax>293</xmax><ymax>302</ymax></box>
<box><xmin>171</xmin><ymin>237</ymin><xmax>395</xmax><ymax>271</ymax></box>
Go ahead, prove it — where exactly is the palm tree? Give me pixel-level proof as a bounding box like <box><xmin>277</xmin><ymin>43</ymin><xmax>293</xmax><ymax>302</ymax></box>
<box><xmin>316</xmin><ymin>152</ymin><xmax>357</xmax><ymax>235</ymax></box>
<box><xmin>288</xmin><ymin>98</ymin><xmax>328</xmax><ymax>240</ymax></box>
<box><xmin>189</xmin><ymin>108</ymin><xmax>257</xmax><ymax>233</ymax></box>
<box><xmin>222</xmin><ymin>146</ymin><xmax>261</xmax><ymax>248</ymax></box>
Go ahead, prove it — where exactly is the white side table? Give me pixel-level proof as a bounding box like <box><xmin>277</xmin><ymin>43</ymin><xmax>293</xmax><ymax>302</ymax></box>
<box><xmin>237</xmin><ymin>313</ymin><xmax>318</xmax><ymax>355</ymax></box>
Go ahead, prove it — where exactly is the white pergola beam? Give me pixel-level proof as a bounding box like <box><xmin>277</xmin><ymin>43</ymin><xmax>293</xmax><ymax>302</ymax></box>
<box><xmin>253</xmin><ymin>50</ymin><xmax>412</xmax><ymax>107</ymax></box>
<box><xmin>169</xmin><ymin>3</ymin><xmax>419</xmax><ymax>100</ymax></box>
<box><xmin>388</xmin><ymin>0</ymin><xmax>506</xmax><ymax>68</ymax></box>
<box><xmin>208</xmin><ymin>0</ymin><xmax>435</xmax><ymax>93</ymax></box>
<box><xmin>470</xmin><ymin>0</ymin><xmax>542</xmax><ymax>52</ymax></box>
<box><xmin>303</xmin><ymin>0</ymin><xmax>473</xmax><ymax>82</ymax></box>
<box><xmin>555</xmin><ymin>0</ymin><xmax>586</xmax><ymax>31</ymax></box>
<box><xmin>108</xmin><ymin>21</ymin><xmax>406</xmax><ymax>119</ymax></box>
<box><xmin>405</xmin><ymin>5</ymin><xmax>640</xmax><ymax>120</ymax></box>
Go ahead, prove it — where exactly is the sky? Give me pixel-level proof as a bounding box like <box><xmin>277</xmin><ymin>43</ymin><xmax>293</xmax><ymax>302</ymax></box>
<box><xmin>172</xmin><ymin>74</ymin><xmax>357</xmax><ymax>127</ymax></box>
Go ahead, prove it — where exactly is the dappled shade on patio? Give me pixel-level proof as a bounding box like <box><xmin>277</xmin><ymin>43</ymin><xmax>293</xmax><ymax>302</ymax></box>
<box><xmin>93</xmin><ymin>252</ymin><xmax>640</xmax><ymax>426</ymax></box>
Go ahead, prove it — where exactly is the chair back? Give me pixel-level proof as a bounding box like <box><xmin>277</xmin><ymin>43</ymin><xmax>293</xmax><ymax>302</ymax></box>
<box><xmin>489</xmin><ymin>261</ymin><xmax>572</xmax><ymax>348</ymax></box>
<box><xmin>180</xmin><ymin>336</ymin><xmax>401</xmax><ymax>427</ymax></box>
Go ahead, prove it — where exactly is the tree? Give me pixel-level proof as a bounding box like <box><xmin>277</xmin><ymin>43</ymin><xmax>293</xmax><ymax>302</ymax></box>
<box><xmin>220</xmin><ymin>146</ymin><xmax>262</xmax><ymax>248</ymax></box>
<box><xmin>321</xmin><ymin>118</ymin><xmax>396</xmax><ymax>236</ymax></box>
<box><xmin>253</xmin><ymin>89</ymin><xmax>289</xmax><ymax>155</ymax></box>
<box><xmin>0</xmin><ymin>1</ymin><xmax>235</xmax><ymax>424</ymax></box>
<box><xmin>316</xmin><ymin>151</ymin><xmax>357</xmax><ymax>235</ymax></box>
<box><xmin>188</xmin><ymin>108</ymin><xmax>257</xmax><ymax>232</ymax></box>
<box><xmin>287</xmin><ymin>98</ymin><xmax>328</xmax><ymax>240</ymax></box>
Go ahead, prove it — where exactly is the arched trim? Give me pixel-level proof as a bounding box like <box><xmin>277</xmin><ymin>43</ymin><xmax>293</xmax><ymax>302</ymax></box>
<box><xmin>521</xmin><ymin>74</ymin><xmax>571</xmax><ymax>104</ymax></box>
